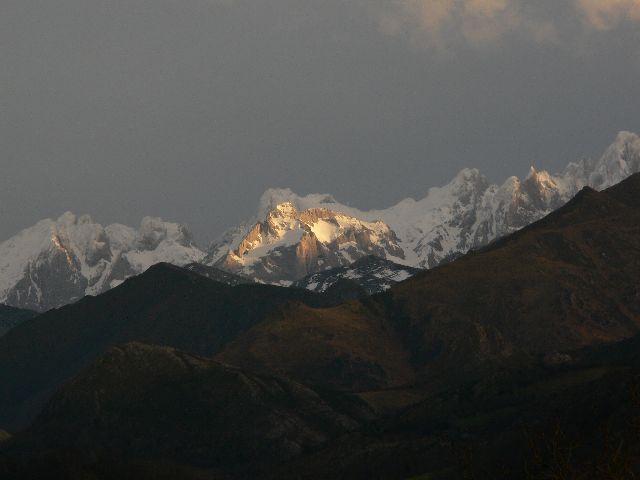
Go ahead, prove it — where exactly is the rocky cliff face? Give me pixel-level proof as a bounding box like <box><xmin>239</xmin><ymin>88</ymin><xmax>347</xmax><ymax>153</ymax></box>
<box><xmin>208</xmin><ymin>131</ymin><xmax>640</xmax><ymax>272</ymax></box>
<box><xmin>213</xmin><ymin>202</ymin><xmax>404</xmax><ymax>285</ymax></box>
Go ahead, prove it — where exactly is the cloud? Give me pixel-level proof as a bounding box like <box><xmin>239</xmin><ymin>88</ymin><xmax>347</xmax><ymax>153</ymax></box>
<box><xmin>374</xmin><ymin>0</ymin><xmax>640</xmax><ymax>49</ymax></box>
<box><xmin>460</xmin><ymin>0</ymin><xmax>521</xmax><ymax>43</ymax></box>
<box><xmin>376</xmin><ymin>0</ymin><xmax>454</xmax><ymax>44</ymax></box>
<box><xmin>374</xmin><ymin>0</ymin><xmax>550</xmax><ymax>48</ymax></box>
<box><xmin>575</xmin><ymin>0</ymin><xmax>640</xmax><ymax>30</ymax></box>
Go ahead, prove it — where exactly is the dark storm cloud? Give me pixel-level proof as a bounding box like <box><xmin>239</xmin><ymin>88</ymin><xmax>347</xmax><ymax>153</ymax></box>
<box><xmin>1</xmin><ymin>0</ymin><xmax>639</xmax><ymax>243</ymax></box>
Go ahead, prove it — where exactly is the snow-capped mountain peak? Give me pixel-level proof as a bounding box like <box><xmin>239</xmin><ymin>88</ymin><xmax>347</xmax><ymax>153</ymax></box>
<box><xmin>0</xmin><ymin>213</ymin><xmax>205</xmax><ymax>311</ymax></box>
<box><xmin>214</xmin><ymin>202</ymin><xmax>404</xmax><ymax>285</ymax></box>
<box><xmin>208</xmin><ymin>131</ymin><xmax>640</xmax><ymax>274</ymax></box>
<box><xmin>588</xmin><ymin>130</ymin><xmax>640</xmax><ymax>188</ymax></box>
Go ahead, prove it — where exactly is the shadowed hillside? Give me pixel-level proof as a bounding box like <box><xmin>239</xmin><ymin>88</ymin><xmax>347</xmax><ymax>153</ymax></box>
<box><xmin>0</xmin><ymin>305</ymin><xmax>36</xmax><ymax>338</ymax></box>
<box><xmin>1</xmin><ymin>343</ymin><xmax>371</xmax><ymax>479</ymax></box>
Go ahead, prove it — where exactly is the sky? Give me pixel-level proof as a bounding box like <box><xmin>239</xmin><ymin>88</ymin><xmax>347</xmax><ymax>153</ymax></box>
<box><xmin>1</xmin><ymin>0</ymin><xmax>640</xmax><ymax>244</ymax></box>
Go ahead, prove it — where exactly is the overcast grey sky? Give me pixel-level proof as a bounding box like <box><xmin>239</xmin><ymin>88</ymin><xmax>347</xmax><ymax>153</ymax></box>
<box><xmin>2</xmin><ymin>0</ymin><xmax>640</xmax><ymax>244</ymax></box>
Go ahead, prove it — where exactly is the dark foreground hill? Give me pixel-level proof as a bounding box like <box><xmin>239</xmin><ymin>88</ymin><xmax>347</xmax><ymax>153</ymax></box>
<box><xmin>0</xmin><ymin>264</ymin><xmax>333</xmax><ymax>431</ymax></box>
<box><xmin>269</xmin><ymin>335</ymin><xmax>640</xmax><ymax>479</ymax></box>
<box><xmin>4</xmin><ymin>337</ymin><xmax>640</xmax><ymax>479</ymax></box>
<box><xmin>1</xmin><ymin>173</ymin><xmax>640</xmax><ymax>478</ymax></box>
<box><xmin>1</xmin><ymin>342</ymin><xmax>371</xmax><ymax>479</ymax></box>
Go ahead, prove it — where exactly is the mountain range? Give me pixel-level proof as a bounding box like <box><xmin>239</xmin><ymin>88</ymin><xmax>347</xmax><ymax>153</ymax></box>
<box><xmin>208</xmin><ymin>131</ymin><xmax>640</xmax><ymax>282</ymax></box>
<box><xmin>1</xmin><ymin>130</ymin><xmax>638</xmax><ymax>311</ymax></box>
<box><xmin>1</xmin><ymin>171</ymin><xmax>639</xmax><ymax>479</ymax></box>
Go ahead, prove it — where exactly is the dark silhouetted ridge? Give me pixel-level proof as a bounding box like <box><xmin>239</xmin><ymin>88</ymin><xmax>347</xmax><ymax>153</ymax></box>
<box><xmin>0</xmin><ymin>263</ymin><xmax>325</xmax><ymax>431</ymax></box>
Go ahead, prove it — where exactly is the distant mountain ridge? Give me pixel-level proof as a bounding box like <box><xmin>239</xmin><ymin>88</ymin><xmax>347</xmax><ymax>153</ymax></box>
<box><xmin>1</xmin><ymin>131</ymin><xmax>638</xmax><ymax>309</ymax></box>
<box><xmin>207</xmin><ymin>131</ymin><xmax>640</xmax><ymax>279</ymax></box>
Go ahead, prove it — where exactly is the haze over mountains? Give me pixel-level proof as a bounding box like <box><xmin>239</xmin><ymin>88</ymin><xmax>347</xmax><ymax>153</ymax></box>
<box><xmin>1</xmin><ymin>131</ymin><xmax>639</xmax><ymax>311</ymax></box>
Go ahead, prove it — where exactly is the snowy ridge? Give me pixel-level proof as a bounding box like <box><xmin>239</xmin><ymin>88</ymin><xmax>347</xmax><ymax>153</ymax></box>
<box><xmin>0</xmin><ymin>213</ymin><xmax>204</xmax><ymax>311</ymax></box>
<box><xmin>208</xmin><ymin>131</ymin><xmax>640</xmax><ymax>272</ymax></box>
